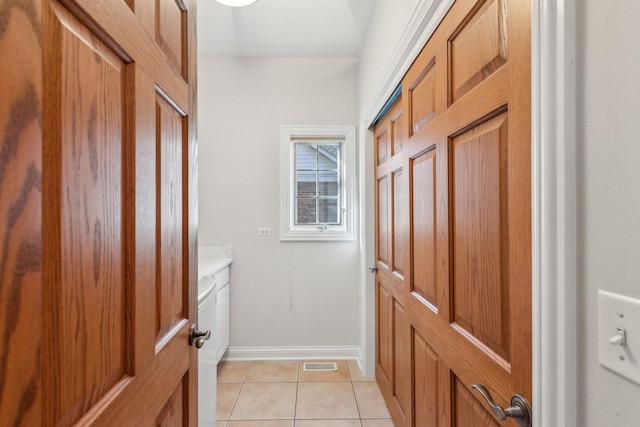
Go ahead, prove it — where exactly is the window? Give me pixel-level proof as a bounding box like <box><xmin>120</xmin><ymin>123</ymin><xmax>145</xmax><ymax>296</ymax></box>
<box><xmin>281</xmin><ymin>126</ymin><xmax>356</xmax><ymax>241</ymax></box>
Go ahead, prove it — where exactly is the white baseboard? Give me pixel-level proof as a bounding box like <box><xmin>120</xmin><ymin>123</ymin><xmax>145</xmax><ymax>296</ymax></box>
<box><xmin>222</xmin><ymin>346</ymin><xmax>361</xmax><ymax>361</ymax></box>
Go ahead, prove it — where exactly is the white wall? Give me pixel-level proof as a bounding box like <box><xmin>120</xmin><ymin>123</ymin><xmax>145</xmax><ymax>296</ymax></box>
<box><xmin>198</xmin><ymin>57</ymin><xmax>360</xmax><ymax>353</ymax></box>
<box><xmin>355</xmin><ymin>0</ymin><xmax>422</xmax><ymax>376</ymax></box>
<box><xmin>576</xmin><ymin>1</ymin><xmax>640</xmax><ymax>425</ymax></box>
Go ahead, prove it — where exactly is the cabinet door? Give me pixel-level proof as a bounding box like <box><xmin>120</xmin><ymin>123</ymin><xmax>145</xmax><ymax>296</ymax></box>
<box><xmin>216</xmin><ymin>284</ymin><xmax>230</xmax><ymax>362</ymax></box>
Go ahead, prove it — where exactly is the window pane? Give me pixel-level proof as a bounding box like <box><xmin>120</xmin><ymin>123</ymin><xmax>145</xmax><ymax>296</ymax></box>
<box><xmin>297</xmin><ymin>198</ymin><xmax>317</xmax><ymax>224</ymax></box>
<box><xmin>296</xmin><ymin>143</ymin><xmax>317</xmax><ymax>170</ymax></box>
<box><xmin>319</xmin><ymin>199</ymin><xmax>338</xmax><ymax>223</ymax></box>
<box><xmin>318</xmin><ymin>145</ymin><xmax>339</xmax><ymax>170</ymax></box>
<box><xmin>318</xmin><ymin>171</ymin><xmax>338</xmax><ymax>196</ymax></box>
<box><xmin>297</xmin><ymin>171</ymin><xmax>317</xmax><ymax>197</ymax></box>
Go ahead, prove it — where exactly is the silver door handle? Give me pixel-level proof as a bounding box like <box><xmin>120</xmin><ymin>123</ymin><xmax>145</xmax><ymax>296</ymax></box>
<box><xmin>190</xmin><ymin>323</ymin><xmax>211</xmax><ymax>349</ymax></box>
<box><xmin>368</xmin><ymin>266</ymin><xmax>377</xmax><ymax>273</ymax></box>
<box><xmin>471</xmin><ymin>384</ymin><xmax>532</xmax><ymax>427</ymax></box>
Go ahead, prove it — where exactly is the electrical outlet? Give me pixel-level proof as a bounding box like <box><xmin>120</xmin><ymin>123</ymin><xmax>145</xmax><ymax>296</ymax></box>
<box><xmin>258</xmin><ymin>227</ymin><xmax>272</xmax><ymax>236</ymax></box>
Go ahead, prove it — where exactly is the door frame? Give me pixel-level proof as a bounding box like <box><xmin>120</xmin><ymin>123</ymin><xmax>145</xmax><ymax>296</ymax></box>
<box><xmin>358</xmin><ymin>1</ymin><xmax>578</xmax><ymax>425</ymax></box>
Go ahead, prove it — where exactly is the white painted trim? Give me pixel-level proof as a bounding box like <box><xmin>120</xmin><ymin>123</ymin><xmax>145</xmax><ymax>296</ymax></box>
<box><xmin>280</xmin><ymin>125</ymin><xmax>357</xmax><ymax>241</ymax></box>
<box><xmin>362</xmin><ymin>0</ymin><xmax>455</xmax><ymax>126</ymax></box>
<box><xmin>358</xmin><ymin>0</ymin><xmax>455</xmax><ymax>382</ymax></box>
<box><xmin>531</xmin><ymin>0</ymin><xmax>577</xmax><ymax>426</ymax></box>
<box><xmin>223</xmin><ymin>346</ymin><xmax>361</xmax><ymax>361</ymax></box>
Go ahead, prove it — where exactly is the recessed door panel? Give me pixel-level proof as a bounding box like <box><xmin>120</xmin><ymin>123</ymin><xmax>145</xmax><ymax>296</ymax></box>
<box><xmin>414</xmin><ymin>330</ymin><xmax>440</xmax><ymax>427</ymax></box>
<box><xmin>377</xmin><ymin>175</ymin><xmax>390</xmax><ymax>268</ymax></box>
<box><xmin>376</xmin><ymin>282</ymin><xmax>393</xmax><ymax>385</ymax></box>
<box><xmin>450</xmin><ymin>0</ymin><xmax>507</xmax><ymax>102</ymax></box>
<box><xmin>156</xmin><ymin>92</ymin><xmax>186</xmax><ymax>345</ymax></box>
<box><xmin>392</xmin><ymin>169</ymin><xmax>407</xmax><ymax>278</ymax></box>
<box><xmin>393</xmin><ymin>301</ymin><xmax>410</xmax><ymax>417</ymax></box>
<box><xmin>451</xmin><ymin>112</ymin><xmax>509</xmax><ymax>361</ymax></box>
<box><xmin>409</xmin><ymin>58</ymin><xmax>437</xmax><ymax>134</ymax></box>
<box><xmin>157</xmin><ymin>0</ymin><xmax>186</xmax><ymax>77</ymax></box>
<box><xmin>53</xmin><ymin>8</ymin><xmax>127</xmax><ymax>423</ymax></box>
<box><xmin>411</xmin><ymin>149</ymin><xmax>438</xmax><ymax>308</ymax></box>
<box><xmin>391</xmin><ymin>110</ymin><xmax>404</xmax><ymax>155</ymax></box>
<box><xmin>377</xmin><ymin>127</ymin><xmax>389</xmax><ymax>165</ymax></box>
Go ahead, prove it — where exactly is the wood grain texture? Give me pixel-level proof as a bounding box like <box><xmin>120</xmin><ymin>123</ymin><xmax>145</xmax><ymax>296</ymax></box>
<box><xmin>156</xmin><ymin>0</ymin><xmax>185</xmax><ymax>78</ymax></box>
<box><xmin>375</xmin><ymin>0</ymin><xmax>531</xmax><ymax>423</ymax></box>
<box><xmin>156</xmin><ymin>377</ymin><xmax>184</xmax><ymax>426</ymax></box>
<box><xmin>67</xmin><ymin>0</ymin><xmax>189</xmax><ymax>111</ymax></box>
<box><xmin>377</xmin><ymin>176</ymin><xmax>389</xmax><ymax>267</ymax></box>
<box><xmin>374</xmin><ymin>95</ymin><xmax>412</xmax><ymax>427</ymax></box>
<box><xmin>376</xmin><ymin>282</ymin><xmax>392</xmax><ymax>387</ymax></box>
<box><xmin>409</xmin><ymin>58</ymin><xmax>437</xmax><ymax>134</ymax></box>
<box><xmin>414</xmin><ymin>330</ymin><xmax>439</xmax><ymax>427</ymax></box>
<box><xmin>127</xmin><ymin>65</ymin><xmax>157</xmax><ymax>374</ymax></box>
<box><xmin>156</xmin><ymin>92</ymin><xmax>185</xmax><ymax>344</ymax></box>
<box><xmin>411</xmin><ymin>148</ymin><xmax>438</xmax><ymax>308</ymax></box>
<box><xmin>0</xmin><ymin>1</ymin><xmax>43</xmax><ymax>425</ymax></box>
<box><xmin>451</xmin><ymin>112</ymin><xmax>510</xmax><ymax>361</ymax></box>
<box><xmin>392</xmin><ymin>300</ymin><xmax>410</xmax><ymax>422</ymax></box>
<box><xmin>391</xmin><ymin>105</ymin><xmax>404</xmax><ymax>156</ymax></box>
<box><xmin>185</xmin><ymin>0</ymin><xmax>199</xmax><ymax>423</ymax></box>
<box><xmin>33</xmin><ymin>0</ymin><xmax>198</xmax><ymax>424</ymax></box>
<box><xmin>450</xmin><ymin>0</ymin><xmax>507</xmax><ymax>103</ymax></box>
<box><xmin>376</xmin><ymin>126</ymin><xmax>389</xmax><ymax>165</ymax></box>
<box><xmin>454</xmin><ymin>378</ymin><xmax>500</xmax><ymax>427</ymax></box>
<box><xmin>44</xmin><ymin>5</ymin><xmax>127</xmax><ymax>423</ymax></box>
<box><xmin>392</xmin><ymin>168</ymin><xmax>407</xmax><ymax>278</ymax></box>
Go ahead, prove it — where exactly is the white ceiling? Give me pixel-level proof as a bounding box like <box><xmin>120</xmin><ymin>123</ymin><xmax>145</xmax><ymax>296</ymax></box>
<box><xmin>197</xmin><ymin>0</ymin><xmax>377</xmax><ymax>57</ymax></box>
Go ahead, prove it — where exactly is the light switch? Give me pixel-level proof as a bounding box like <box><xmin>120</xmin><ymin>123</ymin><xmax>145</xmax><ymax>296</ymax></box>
<box><xmin>598</xmin><ymin>290</ymin><xmax>640</xmax><ymax>385</ymax></box>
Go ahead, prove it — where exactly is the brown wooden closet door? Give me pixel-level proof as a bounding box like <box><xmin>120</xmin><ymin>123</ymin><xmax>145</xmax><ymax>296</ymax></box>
<box><xmin>375</xmin><ymin>98</ymin><xmax>412</xmax><ymax>426</ymax></box>
<box><xmin>374</xmin><ymin>0</ymin><xmax>531</xmax><ymax>425</ymax></box>
<box><xmin>0</xmin><ymin>0</ymin><xmax>198</xmax><ymax>425</ymax></box>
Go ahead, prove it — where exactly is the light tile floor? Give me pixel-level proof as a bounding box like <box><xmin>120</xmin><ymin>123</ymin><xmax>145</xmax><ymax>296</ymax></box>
<box><xmin>215</xmin><ymin>360</ymin><xmax>395</xmax><ymax>427</ymax></box>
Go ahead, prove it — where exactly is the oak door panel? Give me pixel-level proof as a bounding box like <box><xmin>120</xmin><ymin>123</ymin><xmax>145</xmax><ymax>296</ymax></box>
<box><xmin>377</xmin><ymin>175</ymin><xmax>390</xmax><ymax>269</ymax></box>
<box><xmin>156</xmin><ymin>0</ymin><xmax>186</xmax><ymax>78</ymax></box>
<box><xmin>156</xmin><ymin>92</ymin><xmax>186</xmax><ymax>343</ymax></box>
<box><xmin>375</xmin><ymin>96</ymin><xmax>412</xmax><ymax>426</ymax></box>
<box><xmin>449</xmin><ymin>0</ymin><xmax>508</xmax><ymax>103</ymax></box>
<box><xmin>374</xmin><ymin>0</ymin><xmax>530</xmax><ymax>425</ymax></box>
<box><xmin>392</xmin><ymin>168</ymin><xmax>407</xmax><ymax>278</ymax></box>
<box><xmin>0</xmin><ymin>0</ymin><xmax>198</xmax><ymax>424</ymax></box>
<box><xmin>451</xmin><ymin>112</ymin><xmax>510</xmax><ymax>361</ymax></box>
<box><xmin>391</xmin><ymin>109</ymin><xmax>405</xmax><ymax>156</ymax></box>
<box><xmin>0</xmin><ymin>0</ymin><xmax>43</xmax><ymax>423</ymax></box>
<box><xmin>408</xmin><ymin>58</ymin><xmax>437</xmax><ymax>134</ymax></box>
<box><xmin>376</xmin><ymin>281</ymin><xmax>393</xmax><ymax>388</ymax></box>
<box><xmin>44</xmin><ymin>6</ymin><xmax>128</xmax><ymax>423</ymax></box>
<box><xmin>410</xmin><ymin>148</ymin><xmax>438</xmax><ymax>308</ymax></box>
<box><xmin>392</xmin><ymin>300</ymin><xmax>411</xmax><ymax>421</ymax></box>
<box><xmin>377</xmin><ymin>126</ymin><xmax>389</xmax><ymax>165</ymax></box>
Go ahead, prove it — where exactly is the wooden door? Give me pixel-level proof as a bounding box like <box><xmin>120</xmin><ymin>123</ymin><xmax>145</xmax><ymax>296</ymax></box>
<box><xmin>374</xmin><ymin>0</ymin><xmax>531</xmax><ymax>425</ymax></box>
<box><xmin>0</xmin><ymin>0</ymin><xmax>199</xmax><ymax>425</ymax></box>
<box><xmin>375</xmin><ymin>97</ymin><xmax>412</xmax><ymax>426</ymax></box>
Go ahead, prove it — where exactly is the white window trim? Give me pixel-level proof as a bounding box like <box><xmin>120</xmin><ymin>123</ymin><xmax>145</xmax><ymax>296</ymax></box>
<box><xmin>280</xmin><ymin>125</ymin><xmax>356</xmax><ymax>241</ymax></box>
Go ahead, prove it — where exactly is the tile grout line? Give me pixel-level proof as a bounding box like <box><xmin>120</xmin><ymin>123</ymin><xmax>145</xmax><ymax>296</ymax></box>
<box><xmin>225</xmin><ymin>360</ymin><xmax>252</xmax><ymax>425</ymax></box>
<box><xmin>346</xmin><ymin>360</ymin><xmax>365</xmax><ymax>426</ymax></box>
<box><xmin>293</xmin><ymin>360</ymin><xmax>300</xmax><ymax>425</ymax></box>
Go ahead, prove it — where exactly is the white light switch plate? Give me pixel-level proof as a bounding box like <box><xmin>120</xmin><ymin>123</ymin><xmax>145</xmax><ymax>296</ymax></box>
<box><xmin>598</xmin><ymin>290</ymin><xmax>640</xmax><ymax>385</ymax></box>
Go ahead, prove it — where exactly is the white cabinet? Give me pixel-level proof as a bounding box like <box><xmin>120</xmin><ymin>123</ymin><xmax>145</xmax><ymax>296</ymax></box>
<box><xmin>214</xmin><ymin>267</ymin><xmax>230</xmax><ymax>363</ymax></box>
